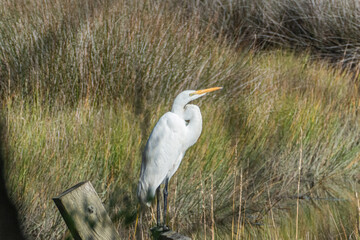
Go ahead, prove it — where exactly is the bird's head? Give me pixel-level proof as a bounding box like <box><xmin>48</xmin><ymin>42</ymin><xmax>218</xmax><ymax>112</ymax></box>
<box><xmin>172</xmin><ymin>87</ymin><xmax>223</xmax><ymax>112</ymax></box>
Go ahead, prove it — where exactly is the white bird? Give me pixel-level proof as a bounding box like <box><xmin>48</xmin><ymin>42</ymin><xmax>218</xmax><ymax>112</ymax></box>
<box><xmin>137</xmin><ymin>87</ymin><xmax>222</xmax><ymax>229</ymax></box>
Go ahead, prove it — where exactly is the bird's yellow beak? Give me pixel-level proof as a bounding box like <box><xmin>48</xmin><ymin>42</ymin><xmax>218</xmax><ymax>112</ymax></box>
<box><xmin>190</xmin><ymin>87</ymin><xmax>223</xmax><ymax>96</ymax></box>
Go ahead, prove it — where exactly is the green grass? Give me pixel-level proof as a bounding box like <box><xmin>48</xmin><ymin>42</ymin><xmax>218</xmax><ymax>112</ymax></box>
<box><xmin>1</xmin><ymin>0</ymin><xmax>360</xmax><ymax>239</ymax></box>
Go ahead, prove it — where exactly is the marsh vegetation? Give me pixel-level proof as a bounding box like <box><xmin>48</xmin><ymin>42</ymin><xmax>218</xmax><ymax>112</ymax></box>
<box><xmin>1</xmin><ymin>0</ymin><xmax>360</xmax><ymax>239</ymax></box>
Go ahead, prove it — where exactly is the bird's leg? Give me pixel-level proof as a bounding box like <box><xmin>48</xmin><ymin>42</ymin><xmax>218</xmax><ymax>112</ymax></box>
<box><xmin>156</xmin><ymin>186</ymin><xmax>161</xmax><ymax>227</ymax></box>
<box><xmin>163</xmin><ymin>178</ymin><xmax>169</xmax><ymax>230</ymax></box>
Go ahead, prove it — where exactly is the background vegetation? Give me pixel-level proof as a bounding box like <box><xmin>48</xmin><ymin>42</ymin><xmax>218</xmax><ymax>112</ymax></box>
<box><xmin>1</xmin><ymin>0</ymin><xmax>360</xmax><ymax>239</ymax></box>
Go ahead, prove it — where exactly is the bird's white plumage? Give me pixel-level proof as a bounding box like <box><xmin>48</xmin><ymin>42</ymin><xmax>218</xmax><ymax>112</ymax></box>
<box><xmin>137</xmin><ymin>88</ymin><xmax>221</xmax><ymax>206</ymax></box>
<box><xmin>142</xmin><ymin>112</ymin><xmax>186</xmax><ymax>184</ymax></box>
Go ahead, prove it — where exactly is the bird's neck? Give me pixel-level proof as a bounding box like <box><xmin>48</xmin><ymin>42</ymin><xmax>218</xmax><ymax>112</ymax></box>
<box><xmin>171</xmin><ymin>102</ymin><xmax>203</xmax><ymax>149</ymax></box>
<box><xmin>183</xmin><ymin>104</ymin><xmax>202</xmax><ymax>148</ymax></box>
<box><xmin>171</xmin><ymin>102</ymin><xmax>185</xmax><ymax>118</ymax></box>
<box><xmin>171</xmin><ymin>100</ymin><xmax>203</xmax><ymax>138</ymax></box>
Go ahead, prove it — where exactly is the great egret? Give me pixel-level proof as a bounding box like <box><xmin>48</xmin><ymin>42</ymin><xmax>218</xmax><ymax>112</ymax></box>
<box><xmin>137</xmin><ymin>87</ymin><xmax>222</xmax><ymax>229</ymax></box>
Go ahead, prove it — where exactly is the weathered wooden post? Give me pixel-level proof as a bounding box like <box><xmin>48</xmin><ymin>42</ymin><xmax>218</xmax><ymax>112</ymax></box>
<box><xmin>53</xmin><ymin>181</ymin><xmax>120</xmax><ymax>240</ymax></box>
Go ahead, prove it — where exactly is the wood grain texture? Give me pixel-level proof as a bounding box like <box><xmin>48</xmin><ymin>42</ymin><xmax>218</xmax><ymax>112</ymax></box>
<box><xmin>53</xmin><ymin>181</ymin><xmax>120</xmax><ymax>240</ymax></box>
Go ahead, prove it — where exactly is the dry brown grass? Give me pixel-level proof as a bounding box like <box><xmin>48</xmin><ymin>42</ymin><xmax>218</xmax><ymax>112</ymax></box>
<box><xmin>1</xmin><ymin>0</ymin><xmax>359</xmax><ymax>239</ymax></box>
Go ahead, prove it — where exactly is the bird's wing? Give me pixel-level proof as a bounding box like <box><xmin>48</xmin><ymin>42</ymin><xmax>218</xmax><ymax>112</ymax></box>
<box><xmin>140</xmin><ymin>112</ymin><xmax>186</xmax><ymax>193</ymax></box>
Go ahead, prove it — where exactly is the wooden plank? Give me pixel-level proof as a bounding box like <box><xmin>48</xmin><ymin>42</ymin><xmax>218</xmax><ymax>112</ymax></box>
<box><xmin>53</xmin><ymin>181</ymin><xmax>120</xmax><ymax>240</ymax></box>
